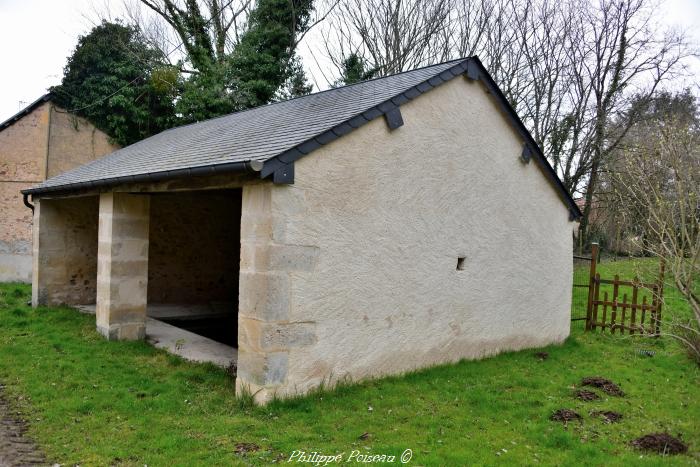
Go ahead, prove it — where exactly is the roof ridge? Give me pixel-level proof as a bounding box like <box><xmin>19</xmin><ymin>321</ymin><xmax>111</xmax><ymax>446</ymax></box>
<box><xmin>160</xmin><ymin>58</ymin><xmax>471</xmax><ymax>135</ymax></box>
<box><xmin>22</xmin><ymin>56</ymin><xmax>581</xmax><ymax>220</ymax></box>
<box><xmin>23</xmin><ymin>58</ymin><xmax>476</xmax><ymax>194</ymax></box>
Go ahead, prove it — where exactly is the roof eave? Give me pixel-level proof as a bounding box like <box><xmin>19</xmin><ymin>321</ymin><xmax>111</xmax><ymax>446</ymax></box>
<box><xmin>0</xmin><ymin>93</ymin><xmax>53</xmax><ymax>132</ymax></box>
<box><xmin>22</xmin><ymin>160</ymin><xmax>263</xmax><ymax>197</ymax></box>
<box><xmin>259</xmin><ymin>59</ymin><xmax>472</xmax><ymax>181</ymax></box>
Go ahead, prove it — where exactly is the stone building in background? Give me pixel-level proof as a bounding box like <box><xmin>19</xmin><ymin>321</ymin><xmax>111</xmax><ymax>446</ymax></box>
<box><xmin>0</xmin><ymin>94</ymin><xmax>118</xmax><ymax>282</ymax></box>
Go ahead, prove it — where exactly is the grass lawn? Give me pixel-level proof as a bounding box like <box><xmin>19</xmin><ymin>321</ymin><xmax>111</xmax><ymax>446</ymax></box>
<box><xmin>0</xmin><ymin>259</ymin><xmax>698</xmax><ymax>466</ymax></box>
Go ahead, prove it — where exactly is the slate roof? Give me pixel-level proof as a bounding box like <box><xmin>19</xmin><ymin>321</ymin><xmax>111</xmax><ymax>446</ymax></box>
<box><xmin>22</xmin><ymin>57</ymin><xmax>581</xmax><ymax>219</ymax></box>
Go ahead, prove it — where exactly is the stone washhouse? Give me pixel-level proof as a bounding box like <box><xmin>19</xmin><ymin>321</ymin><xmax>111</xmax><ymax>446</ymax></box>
<box><xmin>22</xmin><ymin>58</ymin><xmax>581</xmax><ymax>403</ymax></box>
<box><xmin>0</xmin><ymin>94</ymin><xmax>118</xmax><ymax>282</ymax></box>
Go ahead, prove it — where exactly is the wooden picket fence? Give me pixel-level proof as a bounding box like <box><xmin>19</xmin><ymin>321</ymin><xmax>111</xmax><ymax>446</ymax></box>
<box><xmin>584</xmin><ymin>245</ymin><xmax>666</xmax><ymax>335</ymax></box>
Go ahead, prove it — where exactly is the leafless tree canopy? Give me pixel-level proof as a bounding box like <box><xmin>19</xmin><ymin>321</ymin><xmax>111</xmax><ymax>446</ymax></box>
<box><xmin>320</xmin><ymin>0</ymin><xmax>694</xmax><ymax>240</ymax></box>
<box><xmin>119</xmin><ymin>0</ymin><xmax>253</xmax><ymax>71</ymax></box>
<box><xmin>609</xmin><ymin>118</ymin><xmax>700</xmax><ymax>357</ymax></box>
<box><xmin>322</xmin><ymin>0</ymin><xmax>453</xmax><ymax>75</ymax></box>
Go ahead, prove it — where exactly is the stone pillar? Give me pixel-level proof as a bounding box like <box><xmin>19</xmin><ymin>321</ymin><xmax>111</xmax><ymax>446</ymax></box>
<box><xmin>32</xmin><ymin>198</ymin><xmax>61</xmax><ymax>306</ymax></box>
<box><xmin>236</xmin><ymin>184</ymin><xmax>318</xmax><ymax>404</ymax></box>
<box><xmin>236</xmin><ymin>185</ymin><xmax>284</xmax><ymax>404</ymax></box>
<box><xmin>96</xmin><ymin>193</ymin><xmax>150</xmax><ymax>341</ymax></box>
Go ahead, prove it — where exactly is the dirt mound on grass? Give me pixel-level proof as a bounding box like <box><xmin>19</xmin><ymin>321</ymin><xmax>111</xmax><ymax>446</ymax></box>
<box><xmin>631</xmin><ymin>433</ymin><xmax>688</xmax><ymax>455</ymax></box>
<box><xmin>550</xmin><ymin>409</ymin><xmax>582</xmax><ymax>423</ymax></box>
<box><xmin>235</xmin><ymin>442</ymin><xmax>260</xmax><ymax>454</ymax></box>
<box><xmin>575</xmin><ymin>389</ymin><xmax>600</xmax><ymax>401</ymax></box>
<box><xmin>591</xmin><ymin>410</ymin><xmax>623</xmax><ymax>423</ymax></box>
<box><xmin>581</xmin><ymin>376</ymin><xmax>625</xmax><ymax>396</ymax></box>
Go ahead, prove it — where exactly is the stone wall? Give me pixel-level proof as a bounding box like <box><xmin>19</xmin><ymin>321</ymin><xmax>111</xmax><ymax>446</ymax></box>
<box><xmin>46</xmin><ymin>105</ymin><xmax>118</xmax><ymax>178</ymax></box>
<box><xmin>0</xmin><ymin>102</ymin><xmax>48</xmax><ymax>182</ymax></box>
<box><xmin>0</xmin><ymin>183</ymin><xmax>33</xmax><ymax>281</ymax></box>
<box><xmin>0</xmin><ymin>101</ymin><xmax>118</xmax><ymax>282</ymax></box>
<box><xmin>236</xmin><ymin>76</ymin><xmax>573</xmax><ymax>402</ymax></box>
<box><xmin>0</xmin><ymin>102</ymin><xmax>49</xmax><ymax>282</ymax></box>
<box><xmin>32</xmin><ymin>196</ymin><xmax>99</xmax><ymax>306</ymax></box>
<box><xmin>148</xmin><ymin>190</ymin><xmax>241</xmax><ymax>304</ymax></box>
<box><xmin>237</xmin><ymin>183</ymin><xmax>320</xmax><ymax>402</ymax></box>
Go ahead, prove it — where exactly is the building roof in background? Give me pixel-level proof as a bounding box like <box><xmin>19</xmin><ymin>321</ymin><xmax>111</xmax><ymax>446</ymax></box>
<box><xmin>23</xmin><ymin>57</ymin><xmax>581</xmax><ymax>219</ymax></box>
<box><xmin>0</xmin><ymin>93</ymin><xmax>52</xmax><ymax>132</ymax></box>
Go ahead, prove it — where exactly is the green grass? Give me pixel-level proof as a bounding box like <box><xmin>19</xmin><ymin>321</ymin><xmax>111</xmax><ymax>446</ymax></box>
<box><xmin>0</xmin><ymin>259</ymin><xmax>698</xmax><ymax>466</ymax></box>
<box><xmin>572</xmin><ymin>258</ymin><xmax>697</xmax><ymax>331</ymax></box>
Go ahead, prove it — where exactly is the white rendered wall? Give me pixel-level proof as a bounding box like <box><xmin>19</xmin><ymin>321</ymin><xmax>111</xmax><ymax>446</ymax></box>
<box><xmin>238</xmin><ymin>76</ymin><xmax>573</xmax><ymax>400</ymax></box>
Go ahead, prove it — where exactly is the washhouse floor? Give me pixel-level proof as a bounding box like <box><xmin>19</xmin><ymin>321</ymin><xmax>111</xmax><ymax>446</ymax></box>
<box><xmin>147</xmin><ymin>302</ymin><xmax>236</xmax><ymax>345</ymax></box>
<box><xmin>76</xmin><ymin>304</ymin><xmax>237</xmax><ymax>368</ymax></box>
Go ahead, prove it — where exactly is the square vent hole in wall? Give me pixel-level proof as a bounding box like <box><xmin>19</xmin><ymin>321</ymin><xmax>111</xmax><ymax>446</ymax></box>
<box><xmin>456</xmin><ymin>257</ymin><xmax>466</xmax><ymax>271</ymax></box>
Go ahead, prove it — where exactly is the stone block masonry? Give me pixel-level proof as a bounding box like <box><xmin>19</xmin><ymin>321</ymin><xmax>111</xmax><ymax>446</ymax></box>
<box><xmin>1</xmin><ymin>100</ymin><xmax>118</xmax><ymax>282</ymax></box>
<box><xmin>96</xmin><ymin>193</ymin><xmax>150</xmax><ymax>341</ymax></box>
<box><xmin>31</xmin><ymin>196</ymin><xmax>98</xmax><ymax>307</ymax></box>
<box><xmin>236</xmin><ymin>184</ymin><xmax>319</xmax><ymax>404</ymax></box>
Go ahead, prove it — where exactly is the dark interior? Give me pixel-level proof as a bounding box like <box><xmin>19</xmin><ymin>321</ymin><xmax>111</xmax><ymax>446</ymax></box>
<box><xmin>159</xmin><ymin>315</ymin><xmax>238</xmax><ymax>346</ymax></box>
<box><xmin>147</xmin><ymin>189</ymin><xmax>242</xmax><ymax>347</ymax></box>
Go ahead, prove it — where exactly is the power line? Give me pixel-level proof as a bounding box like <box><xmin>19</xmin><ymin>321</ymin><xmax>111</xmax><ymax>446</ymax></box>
<box><xmin>60</xmin><ymin>77</ymin><xmax>142</xmax><ymax>113</ymax></box>
<box><xmin>59</xmin><ymin>0</ymin><xmax>244</xmax><ymax>113</ymax></box>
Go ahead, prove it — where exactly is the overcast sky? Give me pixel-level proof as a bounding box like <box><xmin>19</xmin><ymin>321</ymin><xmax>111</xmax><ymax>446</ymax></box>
<box><xmin>0</xmin><ymin>0</ymin><xmax>698</xmax><ymax>123</ymax></box>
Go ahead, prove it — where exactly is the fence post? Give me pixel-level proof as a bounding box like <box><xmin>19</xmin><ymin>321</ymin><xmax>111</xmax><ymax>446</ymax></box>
<box><xmin>585</xmin><ymin>243</ymin><xmax>599</xmax><ymax>331</ymax></box>
<box><xmin>656</xmin><ymin>258</ymin><xmax>666</xmax><ymax>336</ymax></box>
<box><xmin>611</xmin><ymin>274</ymin><xmax>620</xmax><ymax>334</ymax></box>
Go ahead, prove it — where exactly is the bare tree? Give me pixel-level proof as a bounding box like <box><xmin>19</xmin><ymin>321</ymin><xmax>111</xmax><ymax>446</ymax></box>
<box><xmin>455</xmin><ymin>0</ymin><xmax>576</xmax><ymax>157</ymax></box>
<box><xmin>454</xmin><ymin>0</ymin><xmax>692</xmax><ymax>244</ymax></box>
<box><xmin>120</xmin><ymin>0</ymin><xmax>253</xmax><ymax>72</ymax></box>
<box><xmin>568</xmin><ymin>0</ymin><xmax>692</xmax><ymax>244</ymax></box>
<box><xmin>610</xmin><ymin>119</ymin><xmax>700</xmax><ymax>360</ymax></box>
<box><xmin>116</xmin><ymin>0</ymin><xmax>340</xmax><ymax>76</ymax></box>
<box><xmin>321</xmin><ymin>0</ymin><xmax>452</xmax><ymax>76</ymax></box>
<box><xmin>321</xmin><ymin>0</ymin><xmax>693</xmax><ymax>247</ymax></box>
<box><xmin>90</xmin><ymin>0</ymin><xmax>343</xmax><ymax>119</ymax></box>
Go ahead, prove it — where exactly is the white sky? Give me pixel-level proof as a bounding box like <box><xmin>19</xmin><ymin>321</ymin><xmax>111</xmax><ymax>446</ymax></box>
<box><xmin>0</xmin><ymin>0</ymin><xmax>698</xmax><ymax>123</ymax></box>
